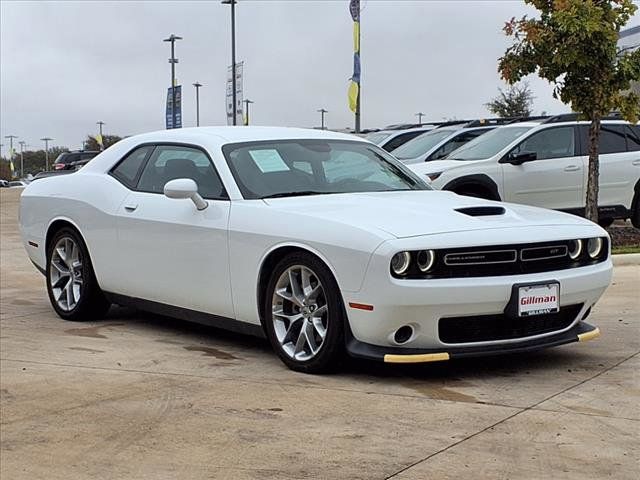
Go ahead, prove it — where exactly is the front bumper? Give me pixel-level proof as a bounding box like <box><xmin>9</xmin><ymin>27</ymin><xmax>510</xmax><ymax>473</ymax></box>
<box><xmin>346</xmin><ymin>321</ymin><xmax>600</xmax><ymax>363</ymax></box>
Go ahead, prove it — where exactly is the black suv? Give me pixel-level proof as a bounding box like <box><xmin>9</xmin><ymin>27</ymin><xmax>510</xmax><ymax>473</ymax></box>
<box><xmin>53</xmin><ymin>151</ymin><xmax>100</xmax><ymax>171</ymax></box>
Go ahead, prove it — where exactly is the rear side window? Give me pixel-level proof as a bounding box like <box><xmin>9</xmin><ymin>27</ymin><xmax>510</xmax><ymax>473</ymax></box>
<box><xmin>599</xmin><ymin>125</ymin><xmax>627</xmax><ymax>154</ymax></box>
<box><xmin>111</xmin><ymin>146</ymin><xmax>153</xmax><ymax>188</ymax></box>
<box><xmin>625</xmin><ymin>125</ymin><xmax>640</xmax><ymax>152</ymax></box>
<box><xmin>383</xmin><ymin>131</ymin><xmax>424</xmax><ymax>152</ymax></box>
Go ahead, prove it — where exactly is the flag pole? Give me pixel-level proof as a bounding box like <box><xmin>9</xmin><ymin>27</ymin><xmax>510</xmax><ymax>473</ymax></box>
<box><xmin>355</xmin><ymin>3</ymin><xmax>361</xmax><ymax>133</ymax></box>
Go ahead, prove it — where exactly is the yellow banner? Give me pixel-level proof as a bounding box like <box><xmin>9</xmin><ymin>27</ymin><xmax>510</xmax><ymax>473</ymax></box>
<box><xmin>348</xmin><ymin>81</ymin><xmax>359</xmax><ymax>113</ymax></box>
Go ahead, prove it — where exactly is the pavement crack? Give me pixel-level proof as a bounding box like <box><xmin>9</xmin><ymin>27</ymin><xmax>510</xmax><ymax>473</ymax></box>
<box><xmin>384</xmin><ymin>350</ymin><xmax>640</xmax><ymax>480</ymax></box>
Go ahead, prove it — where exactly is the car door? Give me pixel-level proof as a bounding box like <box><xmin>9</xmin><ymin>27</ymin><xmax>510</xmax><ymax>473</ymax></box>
<box><xmin>579</xmin><ymin>124</ymin><xmax>636</xmax><ymax>212</ymax></box>
<box><xmin>112</xmin><ymin>144</ymin><xmax>234</xmax><ymax>318</ymax></box>
<box><xmin>501</xmin><ymin>126</ymin><xmax>583</xmax><ymax>210</ymax></box>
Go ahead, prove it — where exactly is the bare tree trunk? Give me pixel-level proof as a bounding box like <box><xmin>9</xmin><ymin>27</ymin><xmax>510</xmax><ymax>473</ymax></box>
<box><xmin>585</xmin><ymin>117</ymin><xmax>601</xmax><ymax>223</ymax></box>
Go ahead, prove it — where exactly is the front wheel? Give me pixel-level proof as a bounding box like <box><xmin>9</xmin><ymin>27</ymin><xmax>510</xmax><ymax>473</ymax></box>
<box><xmin>263</xmin><ymin>253</ymin><xmax>345</xmax><ymax>373</ymax></box>
<box><xmin>46</xmin><ymin>227</ymin><xmax>110</xmax><ymax>321</ymax></box>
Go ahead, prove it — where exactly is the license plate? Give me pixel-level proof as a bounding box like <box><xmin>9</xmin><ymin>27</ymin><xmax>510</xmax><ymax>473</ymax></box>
<box><xmin>517</xmin><ymin>283</ymin><xmax>560</xmax><ymax>317</ymax></box>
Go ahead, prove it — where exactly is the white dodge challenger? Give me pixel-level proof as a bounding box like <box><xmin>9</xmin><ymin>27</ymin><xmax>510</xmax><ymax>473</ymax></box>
<box><xmin>19</xmin><ymin>127</ymin><xmax>611</xmax><ymax>372</ymax></box>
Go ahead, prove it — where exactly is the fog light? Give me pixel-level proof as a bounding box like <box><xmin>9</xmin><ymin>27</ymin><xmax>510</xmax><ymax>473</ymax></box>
<box><xmin>391</xmin><ymin>252</ymin><xmax>411</xmax><ymax>276</ymax></box>
<box><xmin>417</xmin><ymin>250</ymin><xmax>435</xmax><ymax>273</ymax></box>
<box><xmin>587</xmin><ymin>238</ymin><xmax>603</xmax><ymax>259</ymax></box>
<box><xmin>568</xmin><ymin>239</ymin><xmax>583</xmax><ymax>260</ymax></box>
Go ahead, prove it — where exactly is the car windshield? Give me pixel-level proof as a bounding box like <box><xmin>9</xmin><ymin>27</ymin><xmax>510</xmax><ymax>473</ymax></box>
<box><xmin>392</xmin><ymin>129</ymin><xmax>457</xmax><ymax>160</ymax></box>
<box><xmin>222</xmin><ymin>139</ymin><xmax>430</xmax><ymax>199</ymax></box>
<box><xmin>447</xmin><ymin>126</ymin><xmax>533</xmax><ymax>160</ymax></box>
<box><xmin>365</xmin><ymin>132</ymin><xmax>392</xmax><ymax>144</ymax></box>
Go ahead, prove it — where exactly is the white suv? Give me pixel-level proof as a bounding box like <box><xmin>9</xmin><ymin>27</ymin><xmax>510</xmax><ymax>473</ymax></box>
<box><xmin>409</xmin><ymin>117</ymin><xmax>640</xmax><ymax>227</ymax></box>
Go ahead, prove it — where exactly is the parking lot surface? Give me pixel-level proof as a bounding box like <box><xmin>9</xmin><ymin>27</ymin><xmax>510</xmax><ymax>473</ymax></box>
<box><xmin>1</xmin><ymin>188</ymin><xmax>639</xmax><ymax>479</ymax></box>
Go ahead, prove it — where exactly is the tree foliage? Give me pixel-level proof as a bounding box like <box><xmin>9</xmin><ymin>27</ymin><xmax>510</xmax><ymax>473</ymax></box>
<box><xmin>486</xmin><ymin>82</ymin><xmax>534</xmax><ymax>117</ymax></box>
<box><xmin>498</xmin><ymin>0</ymin><xmax>640</xmax><ymax>222</ymax></box>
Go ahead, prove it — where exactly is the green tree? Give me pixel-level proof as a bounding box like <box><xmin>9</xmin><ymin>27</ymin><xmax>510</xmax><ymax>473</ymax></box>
<box><xmin>485</xmin><ymin>82</ymin><xmax>534</xmax><ymax>118</ymax></box>
<box><xmin>498</xmin><ymin>0</ymin><xmax>640</xmax><ymax>222</ymax></box>
<box><xmin>84</xmin><ymin>134</ymin><xmax>122</xmax><ymax>151</ymax></box>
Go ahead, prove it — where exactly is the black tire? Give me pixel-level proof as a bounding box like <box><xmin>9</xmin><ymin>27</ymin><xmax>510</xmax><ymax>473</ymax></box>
<box><xmin>263</xmin><ymin>252</ymin><xmax>345</xmax><ymax>373</ymax></box>
<box><xmin>598</xmin><ymin>218</ymin><xmax>615</xmax><ymax>229</ymax></box>
<box><xmin>46</xmin><ymin>227</ymin><xmax>110</xmax><ymax>321</ymax></box>
<box><xmin>454</xmin><ymin>188</ymin><xmax>493</xmax><ymax>200</ymax></box>
<box><xmin>632</xmin><ymin>199</ymin><xmax>640</xmax><ymax>229</ymax></box>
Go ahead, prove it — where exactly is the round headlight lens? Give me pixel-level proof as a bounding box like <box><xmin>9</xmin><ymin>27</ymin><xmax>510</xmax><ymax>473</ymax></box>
<box><xmin>391</xmin><ymin>252</ymin><xmax>411</xmax><ymax>276</ymax></box>
<box><xmin>417</xmin><ymin>250</ymin><xmax>435</xmax><ymax>273</ymax></box>
<box><xmin>568</xmin><ymin>239</ymin><xmax>583</xmax><ymax>260</ymax></box>
<box><xmin>587</xmin><ymin>238</ymin><xmax>603</xmax><ymax>259</ymax></box>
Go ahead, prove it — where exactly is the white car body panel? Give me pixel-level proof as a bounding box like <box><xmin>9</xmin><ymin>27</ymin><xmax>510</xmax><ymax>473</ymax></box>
<box><xmin>19</xmin><ymin>126</ymin><xmax>612</xmax><ymax>362</ymax></box>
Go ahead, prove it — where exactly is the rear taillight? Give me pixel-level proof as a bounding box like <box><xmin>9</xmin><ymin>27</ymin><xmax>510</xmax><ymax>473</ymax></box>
<box><xmin>53</xmin><ymin>163</ymin><xmax>65</xmax><ymax>170</ymax></box>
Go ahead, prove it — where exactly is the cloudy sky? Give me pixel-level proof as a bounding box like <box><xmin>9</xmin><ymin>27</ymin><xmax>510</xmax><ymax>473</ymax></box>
<box><xmin>1</xmin><ymin>0</ymin><xmax>639</xmax><ymax>150</ymax></box>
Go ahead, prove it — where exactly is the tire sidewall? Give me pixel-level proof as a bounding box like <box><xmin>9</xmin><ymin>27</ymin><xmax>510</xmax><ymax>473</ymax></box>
<box><xmin>263</xmin><ymin>252</ymin><xmax>345</xmax><ymax>373</ymax></box>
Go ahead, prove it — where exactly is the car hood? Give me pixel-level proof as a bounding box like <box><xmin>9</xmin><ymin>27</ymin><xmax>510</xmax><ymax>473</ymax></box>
<box><xmin>262</xmin><ymin>191</ymin><xmax>596</xmax><ymax>239</ymax></box>
<box><xmin>409</xmin><ymin>159</ymin><xmax>474</xmax><ymax>176</ymax></box>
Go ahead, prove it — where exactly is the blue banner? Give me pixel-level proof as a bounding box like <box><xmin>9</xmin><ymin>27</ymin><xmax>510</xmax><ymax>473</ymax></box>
<box><xmin>166</xmin><ymin>85</ymin><xmax>182</xmax><ymax>129</ymax></box>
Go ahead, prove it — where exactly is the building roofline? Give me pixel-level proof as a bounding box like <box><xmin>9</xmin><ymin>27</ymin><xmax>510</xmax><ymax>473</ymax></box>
<box><xmin>619</xmin><ymin>25</ymin><xmax>640</xmax><ymax>39</ymax></box>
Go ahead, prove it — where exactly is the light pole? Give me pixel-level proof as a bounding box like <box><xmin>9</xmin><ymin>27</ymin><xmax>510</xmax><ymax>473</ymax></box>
<box><xmin>96</xmin><ymin>121</ymin><xmax>105</xmax><ymax>150</ymax></box>
<box><xmin>317</xmin><ymin>108</ymin><xmax>328</xmax><ymax>130</ymax></box>
<box><xmin>222</xmin><ymin>0</ymin><xmax>238</xmax><ymax>125</ymax></box>
<box><xmin>193</xmin><ymin>82</ymin><xmax>202</xmax><ymax>126</ymax></box>
<box><xmin>18</xmin><ymin>141</ymin><xmax>26</xmax><ymax>178</ymax></box>
<box><xmin>243</xmin><ymin>99</ymin><xmax>254</xmax><ymax>126</ymax></box>
<box><xmin>415</xmin><ymin>112</ymin><xmax>425</xmax><ymax>125</ymax></box>
<box><xmin>41</xmin><ymin>137</ymin><xmax>53</xmax><ymax>171</ymax></box>
<box><xmin>163</xmin><ymin>34</ymin><xmax>183</xmax><ymax>129</ymax></box>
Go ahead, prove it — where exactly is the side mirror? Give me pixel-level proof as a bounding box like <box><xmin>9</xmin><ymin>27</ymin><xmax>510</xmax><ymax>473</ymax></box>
<box><xmin>501</xmin><ymin>151</ymin><xmax>537</xmax><ymax>165</ymax></box>
<box><xmin>163</xmin><ymin>178</ymin><xmax>208</xmax><ymax>211</ymax></box>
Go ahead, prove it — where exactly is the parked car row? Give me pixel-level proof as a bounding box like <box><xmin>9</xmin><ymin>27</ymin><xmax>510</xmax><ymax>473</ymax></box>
<box><xmin>369</xmin><ymin>114</ymin><xmax>639</xmax><ymax>228</ymax></box>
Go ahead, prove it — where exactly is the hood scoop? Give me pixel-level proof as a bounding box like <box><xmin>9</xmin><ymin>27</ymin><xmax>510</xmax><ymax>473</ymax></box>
<box><xmin>455</xmin><ymin>206</ymin><xmax>506</xmax><ymax>217</ymax></box>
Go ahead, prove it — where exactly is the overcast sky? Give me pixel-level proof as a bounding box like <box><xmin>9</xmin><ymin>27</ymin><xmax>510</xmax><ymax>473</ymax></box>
<box><xmin>1</xmin><ymin>0</ymin><xmax>639</xmax><ymax>150</ymax></box>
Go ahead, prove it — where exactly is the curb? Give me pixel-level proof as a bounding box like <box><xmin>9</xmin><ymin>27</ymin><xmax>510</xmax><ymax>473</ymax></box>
<box><xmin>612</xmin><ymin>253</ymin><xmax>640</xmax><ymax>266</ymax></box>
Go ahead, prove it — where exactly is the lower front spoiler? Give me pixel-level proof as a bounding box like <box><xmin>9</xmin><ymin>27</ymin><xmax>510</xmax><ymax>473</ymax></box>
<box><xmin>346</xmin><ymin>322</ymin><xmax>600</xmax><ymax>364</ymax></box>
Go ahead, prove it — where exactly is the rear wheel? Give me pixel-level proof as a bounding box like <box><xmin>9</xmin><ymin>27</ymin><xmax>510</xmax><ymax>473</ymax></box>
<box><xmin>263</xmin><ymin>252</ymin><xmax>345</xmax><ymax>373</ymax></box>
<box><xmin>46</xmin><ymin>227</ymin><xmax>110</xmax><ymax>321</ymax></box>
<box><xmin>598</xmin><ymin>218</ymin><xmax>614</xmax><ymax>229</ymax></box>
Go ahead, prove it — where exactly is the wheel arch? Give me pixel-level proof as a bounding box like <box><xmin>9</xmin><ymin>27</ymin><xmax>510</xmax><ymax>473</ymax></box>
<box><xmin>442</xmin><ymin>174</ymin><xmax>501</xmax><ymax>201</ymax></box>
<box><xmin>45</xmin><ymin>217</ymin><xmax>86</xmax><ymax>253</ymax></box>
<box><xmin>256</xmin><ymin>243</ymin><xmax>342</xmax><ymax>330</ymax></box>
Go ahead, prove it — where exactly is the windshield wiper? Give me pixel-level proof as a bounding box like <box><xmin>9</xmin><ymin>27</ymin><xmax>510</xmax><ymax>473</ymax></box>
<box><xmin>262</xmin><ymin>190</ymin><xmax>328</xmax><ymax>199</ymax></box>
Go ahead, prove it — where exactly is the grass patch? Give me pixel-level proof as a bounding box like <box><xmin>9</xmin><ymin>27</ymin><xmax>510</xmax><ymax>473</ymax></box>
<box><xmin>612</xmin><ymin>245</ymin><xmax>640</xmax><ymax>255</ymax></box>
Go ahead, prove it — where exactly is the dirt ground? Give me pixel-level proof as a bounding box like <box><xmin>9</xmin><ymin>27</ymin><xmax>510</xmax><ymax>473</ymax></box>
<box><xmin>1</xmin><ymin>187</ymin><xmax>639</xmax><ymax>479</ymax></box>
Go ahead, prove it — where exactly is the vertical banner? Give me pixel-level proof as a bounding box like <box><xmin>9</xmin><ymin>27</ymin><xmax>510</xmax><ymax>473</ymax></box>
<box><xmin>348</xmin><ymin>0</ymin><xmax>360</xmax><ymax>113</ymax></box>
<box><xmin>166</xmin><ymin>85</ymin><xmax>183</xmax><ymax>129</ymax></box>
<box><xmin>226</xmin><ymin>61</ymin><xmax>244</xmax><ymax>125</ymax></box>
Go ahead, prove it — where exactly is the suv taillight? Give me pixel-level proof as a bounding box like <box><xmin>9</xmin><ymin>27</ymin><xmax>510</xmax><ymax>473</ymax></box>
<box><xmin>53</xmin><ymin>163</ymin><xmax>65</xmax><ymax>170</ymax></box>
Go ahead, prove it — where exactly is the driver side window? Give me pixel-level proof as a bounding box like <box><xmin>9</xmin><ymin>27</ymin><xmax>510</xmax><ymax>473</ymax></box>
<box><xmin>512</xmin><ymin>127</ymin><xmax>576</xmax><ymax>160</ymax></box>
<box><xmin>136</xmin><ymin>145</ymin><xmax>226</xmax><ymax>199</ymax></box>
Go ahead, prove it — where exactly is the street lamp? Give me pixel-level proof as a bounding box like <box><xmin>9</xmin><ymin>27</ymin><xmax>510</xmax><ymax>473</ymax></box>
<box><xmin>96</xmin><ymin>121</ymin><xmax>105</xmax><ymax>150</ymax></box>
<box><xmin>193</xmin><ymin>82</ymin><xmax>203</xmax><ymax>127</ymax></box>
<box><xmin>18</xmin><ymin>141</ymin><xmax>26</xmax><ymax>178</ymax></box>
<box><xmin>163</xmin><ymin>34</ymin><xmax>183</xmax><ymax>129</ymax></box>
<box><xmin>222</xmin><ymin>0</ymin><xmax>238</xmax><ymax>125</ymax></box>
<box><xmin>317</xmin><ymin>109</ymin><xmax>328</xmax><ymax>130</ymax></box>
<box><xmin>41</xmin><ymin>137</ymin><xmax>53</xmax><ymax>171</ymax></box>
<box><xmin>415</xmin><ymin>112</ymin><xmax>425</xmax><ymax>125</ymax></box>
<box><xmin>243</xmin><ymin>99</ymin><xmax>254</xmax><ymax>126</ymax></box>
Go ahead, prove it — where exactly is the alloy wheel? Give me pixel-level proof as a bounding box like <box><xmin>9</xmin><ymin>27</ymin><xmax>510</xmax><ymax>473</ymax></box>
<box><xmin>49</xmin><ymin>236</ymin><xmax>83</xmax><ymax>311</ymax></box>
<box><xmin>271</xmin><ymin>265</ymin><xmax>328</xmax><ymax>361</ymax></box>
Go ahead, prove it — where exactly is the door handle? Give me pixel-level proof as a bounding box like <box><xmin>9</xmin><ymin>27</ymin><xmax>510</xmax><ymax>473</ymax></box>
<box><xmin>564</xmin><ymin>165</ymin><xmax>580</xmax><ymax>172</ymax></box>
<box><xmin>632</xmin><ymin>160</ymin><xmax>640</xmax><ymax>166</ymax></box>
<box><xmin>124</xmin><ymin>204</ymin><xmax>138</xmax><ymax>212</ymax></box>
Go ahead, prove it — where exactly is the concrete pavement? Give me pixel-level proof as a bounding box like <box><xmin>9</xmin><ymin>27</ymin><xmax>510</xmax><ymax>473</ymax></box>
<box><xmin>1</xmin><ymin>188</ymin><xmax>638</xmax><ymax>479</ymax></box>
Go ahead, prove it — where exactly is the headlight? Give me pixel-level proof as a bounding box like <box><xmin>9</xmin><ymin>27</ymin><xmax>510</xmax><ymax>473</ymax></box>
<box><xmin>568</xmin><ymin>239</ymin><xmax>583</xmax><ymax>260</ymax></box>
<box><xmin>417</xmin><ymin>250</ymin><xmax>435</xmax><ymax>272</ymax></box>
<box><xmin>426</xmin><ymin>172</ymin><xmax>442</xmax><ymax>181</ymax></box>
<box><xmin>391</xmin><ymin>251</ymin><xmax>411</xmax><ymax>275</ymax></box>
<box><xmin>587</xmin><ymin>237</ymin><xmax>603</xmax><ymax>259</ymax></box>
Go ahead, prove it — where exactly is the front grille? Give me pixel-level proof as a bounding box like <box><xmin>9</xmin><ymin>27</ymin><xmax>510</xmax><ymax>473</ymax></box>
<box><xmin>392</xmin><ymin>238</ymin><xmax>608</xmax><ymax>279</ymax></box>
<box><xmin>438</xmin><ymin>304</ymin><xmax>583</xmax><ymax>344</ymax></box>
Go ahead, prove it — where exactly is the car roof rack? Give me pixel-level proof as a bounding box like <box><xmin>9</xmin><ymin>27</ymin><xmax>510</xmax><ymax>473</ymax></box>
<box><xmin>542</xmin><ymin>112</ymin><xmax>624</xmax><ymax>123</ymax></box>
